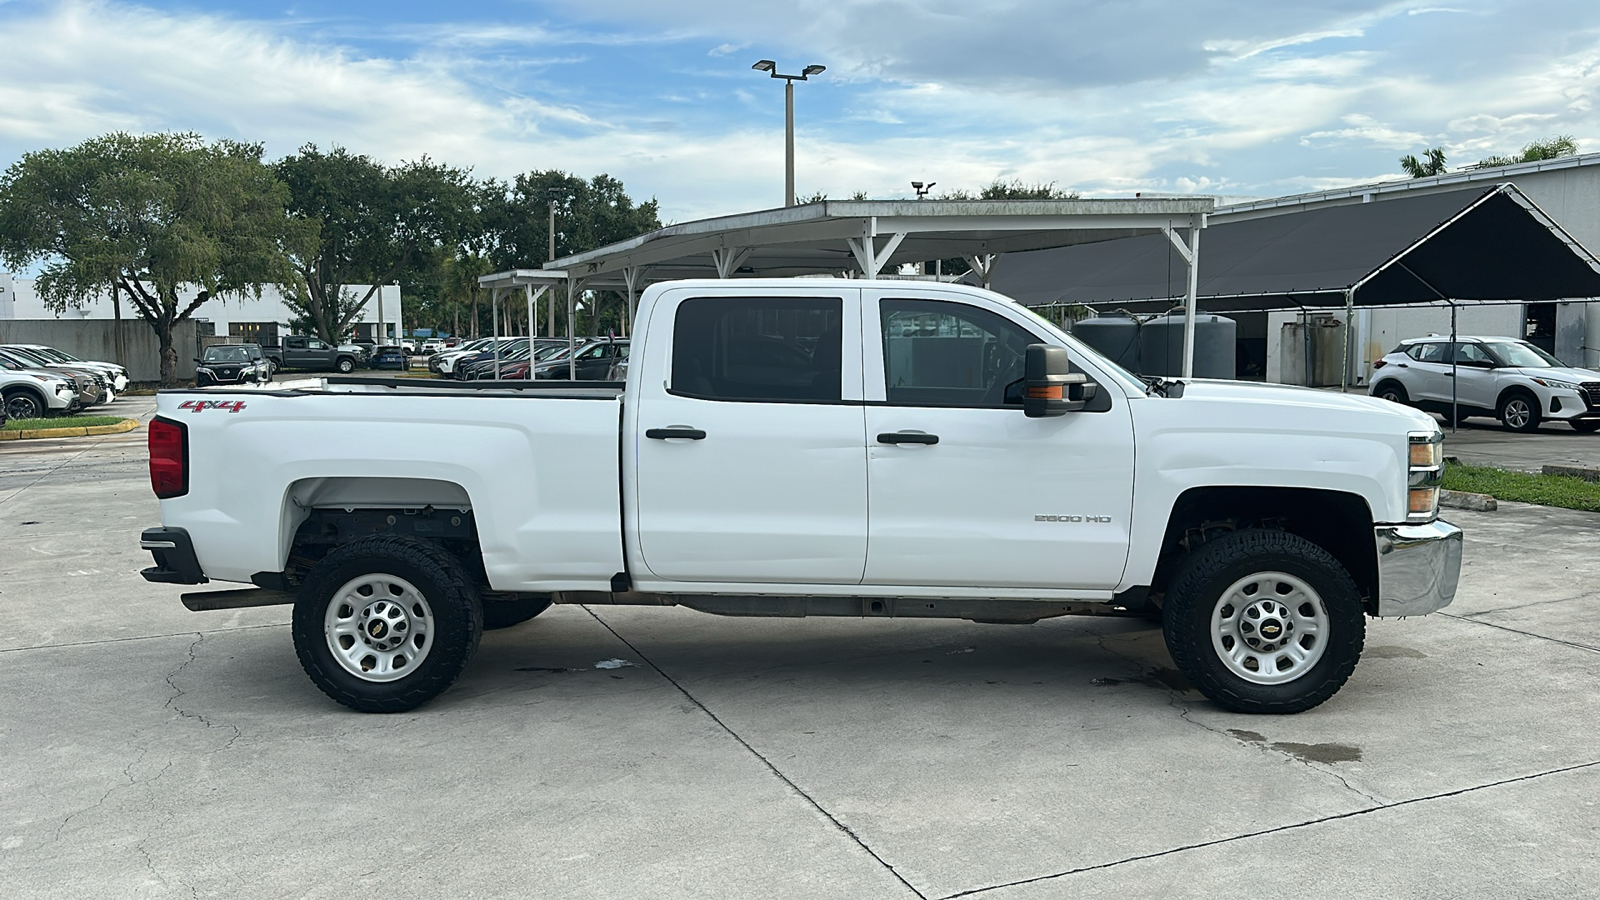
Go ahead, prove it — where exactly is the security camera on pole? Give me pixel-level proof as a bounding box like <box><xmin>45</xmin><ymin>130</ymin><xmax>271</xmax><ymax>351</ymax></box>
<box><xmin>751</xmin><ymin>60</ymin><xmax>825</xmax><ymax>207</ymax></box>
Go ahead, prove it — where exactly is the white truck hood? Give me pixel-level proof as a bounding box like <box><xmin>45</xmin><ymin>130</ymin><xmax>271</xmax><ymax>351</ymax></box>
<box><xmin>1175</xmin><ymin>379</ymin><xmax>1439</xmax><ymax>430</ymax></box>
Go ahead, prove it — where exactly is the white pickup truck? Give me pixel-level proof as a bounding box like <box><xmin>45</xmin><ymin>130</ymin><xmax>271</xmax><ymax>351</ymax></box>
<box><xmin>141</xmin><ymin>279</ymin><xmax>1462</xmax><ymax>714</ymax></box>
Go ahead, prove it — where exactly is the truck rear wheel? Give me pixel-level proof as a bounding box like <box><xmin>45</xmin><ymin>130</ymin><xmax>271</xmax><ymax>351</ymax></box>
<box><xmin>1162</xmin><ymin>529</ymin><xmax>1365</xmax><ymax>714</ymax></box>
<box><xmin>292</xmin><ymin>536</ymin><xmax>483</xmax><ymax>713</ymax></box>
<box><xmin>336</xmin><ymin>356</ymin><xmax>355</xmax><ymax>374</ymax></box>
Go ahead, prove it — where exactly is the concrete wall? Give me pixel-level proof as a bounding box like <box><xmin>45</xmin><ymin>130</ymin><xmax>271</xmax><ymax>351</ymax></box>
<box><xmin>0</xmin><ymin>318</ymin><xmax>199</xmax><ymax>382</ymax></box>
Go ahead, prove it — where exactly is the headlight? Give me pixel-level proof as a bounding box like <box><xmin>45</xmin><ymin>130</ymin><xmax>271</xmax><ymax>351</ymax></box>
<box><xmin>1532</xmin><ymin>377</ymin><xmax>1579</xmax><ymax>391</ymax></box>
<box><xmin>1407</xmin><ymin>431</ymin><xmax>1443</xmax><ymax>522</ymax></box>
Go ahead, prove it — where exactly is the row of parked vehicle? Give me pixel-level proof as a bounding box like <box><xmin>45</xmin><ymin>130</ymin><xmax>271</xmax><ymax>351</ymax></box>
<box><xmin>426</xmin><ymin>336</ymin><xmax>630</xmax><ymax>381</ymax></box>
<box><xmin>0</xmin><ymin>343</ymin><xmax>132</xmax><ymax>422</ymax></box>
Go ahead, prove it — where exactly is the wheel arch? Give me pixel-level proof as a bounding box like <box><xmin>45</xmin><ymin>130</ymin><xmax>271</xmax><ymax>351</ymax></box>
<box><xmin>273</xmin><ymin>476</ymin><xmax>482</xmax><ymax>588</ymax></box>
<box><xmin>2</xmin><ymin>384</ymin><xmax>51</xmax><ymax>416</ymax></box>
<box><xmin>1149</xmin><ymin>486</ymin><xmax>1378</xmax><ymax>614</ymax></box>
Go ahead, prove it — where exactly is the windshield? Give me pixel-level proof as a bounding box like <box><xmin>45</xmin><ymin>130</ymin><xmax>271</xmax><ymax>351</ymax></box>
<box><xmin>1487</xmin><ymin>341</ymin><xmax>1565</xmax><ymax>368</ymax></box>
<box><xmin>203</xmin><ymin>347</ymin><xmax>250</xmax><ymax>363</ymax></box>
<box><xmin>6</xmin><ymin>347</ymin><xmax>54</xmax><ymax>366</ymax></box>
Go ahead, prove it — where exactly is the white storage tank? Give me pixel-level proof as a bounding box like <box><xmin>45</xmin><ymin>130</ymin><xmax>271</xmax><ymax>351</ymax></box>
<box><xmin>1140</xmin><ymin>312</ymin><xmax>1237</xmax><ymax>379</ymax></box>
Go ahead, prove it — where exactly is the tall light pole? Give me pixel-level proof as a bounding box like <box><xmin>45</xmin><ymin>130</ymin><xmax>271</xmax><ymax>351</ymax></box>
<box><xmin>752</xmin><ymin>59</ymin><xmax>825</xmax><ymax>207</ymax></box>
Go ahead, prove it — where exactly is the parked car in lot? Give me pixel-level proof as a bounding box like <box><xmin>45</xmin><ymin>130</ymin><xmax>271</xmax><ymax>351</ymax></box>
<box><xmin>369</xmin><ymin>346</ymin><xmax>409</xmax><ymax>371</ymax></box>
<box><xmin>429</xmin><ymin>338</ymin><xmax>496</xmax><ymax>375</ymax></box>
<box><xmin>420</xmin><ymin>339</ymin><xmax>446</xmax><ymax>355</ymax></box>
<box><xmin>1</xmin><ymin>343</ymin><xmax>129</xmax><ymax>394</ymax></box>
<box><xmin>264</xmin><ymin>336</ymin><xmax>365</xmax><ymax>375</ymax></box>
<box><xmin>476</xmin><ymin>342</ymin><xmax>574</xmax><ymax>380</ymax></box>
<box><xmin>141</xmin><ymin>278</ymin><xmax>1461</xmax><ymax>717</ymax></box>
<box><xmin>1370</xmin><ymin>335</ymin><xmax>1600</xmax><ymax>432</ymax></box>
<box><xmin>531</xmin><ymin>338</ymin><xmax>629</xmax><ymax>380</ymax></box>
<box><xmin>195</xmin><ymin>344</ymin><xmax>272</xmax><ymax>387</ymax></box>
<box><xmin>0</xmin><ymin>347</ymin><xmax>110</xmax><ymax>406</ymax></box>
<box><xmin>0</xmin><ymin>365</ymin><xmax>79</xmax><ymax>419</ymax></box>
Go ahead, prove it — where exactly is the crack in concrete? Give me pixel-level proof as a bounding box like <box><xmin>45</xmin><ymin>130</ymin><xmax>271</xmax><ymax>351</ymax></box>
<box><xmin>1458</xmin><ymin>590</ymin><xmax>1600</xmax><ymax>619</ymax></box>
<box><xmin>164</xmin><ymin>634</ymin><xmax>243</xmax><ymax>754</ymax></box>
<box><xmin>0</xmin><ymin>622</ymin><xmax>288</xmax><ymax>656</ymax></box>
<box><xmin>1439</xmin><ymin>612</ymin><xmax>1600</xmax><ymax>654</ymax></box>
<box><xmin>937</xmin><ymin>757</ymin><xmax>1600</xmax><ymax>899</ymax></box>
<box><xmin>581</xmin><ymin>606</ymin><xmax>928</xmax><ymax>900</ymax></box>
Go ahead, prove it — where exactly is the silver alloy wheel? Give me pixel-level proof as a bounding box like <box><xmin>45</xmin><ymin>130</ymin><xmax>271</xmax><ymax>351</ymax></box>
<box><xmin>1210</xmin><ymin>571</ymin><xmax>1328</xmax><ymax>685</ymax></box>
<box><xmin>1379</xmin><ymin>388</ymin><xmax>1403</xmax><ymax>403</ymax></box>
<box><xmin>1503</xmin><ymin>398</ymin><xmax>1532</xmax><ymax>429</ymax></box>
<box><xmin>323</xmin><ymin>573</ymin><xmax>436</xmax><ymax>682</ymax></box>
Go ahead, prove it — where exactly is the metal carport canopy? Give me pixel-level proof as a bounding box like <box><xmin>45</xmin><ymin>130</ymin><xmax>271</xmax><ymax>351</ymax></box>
<box><xmin>543</xmin><ymin>197</ymin><xmax>1215</xmax><ymax>373</ymax></box>
<box><xmin>989</xmin><ymin>184</ymin><xmax>1600</xmax><ymax>313</ymax></box>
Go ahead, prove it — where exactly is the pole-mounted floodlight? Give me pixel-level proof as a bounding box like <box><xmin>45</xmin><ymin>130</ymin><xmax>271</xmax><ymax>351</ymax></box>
<box><xmin>912</xmin><ymin>181</ymin><xmax>935</xmax><ymax>199</ymax></box>
<box><xmin>752</xmin><ymin>59</ymin><xmax>826</xmax><ymax>207</ymax></box>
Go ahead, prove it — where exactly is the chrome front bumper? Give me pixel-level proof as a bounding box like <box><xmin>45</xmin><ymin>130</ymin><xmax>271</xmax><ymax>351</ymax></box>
<box><xmin>1374</xmin><ymin>520</ymin><xmax>1463</xmax><ymax>617</ymax></box>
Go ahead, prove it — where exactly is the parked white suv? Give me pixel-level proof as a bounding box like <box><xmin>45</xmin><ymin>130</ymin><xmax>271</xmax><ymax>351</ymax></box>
<box><xmin>1369</xmin><ymin>335</ymin><xmax>1600</xmax><ymax>433</ymax></box>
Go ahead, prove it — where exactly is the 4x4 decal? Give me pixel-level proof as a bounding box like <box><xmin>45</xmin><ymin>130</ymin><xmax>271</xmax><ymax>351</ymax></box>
<box><xmin>177</xmin><ymin>399</ymin><xmax>247</xmax><ymax>414</ymax></box>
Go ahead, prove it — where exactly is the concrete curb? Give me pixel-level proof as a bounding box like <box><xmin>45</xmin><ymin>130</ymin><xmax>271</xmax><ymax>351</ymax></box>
<box><xmin>1541</xmin><ymin>464</ymin><xmax>1600</xmax><ymax>483</ymax></box>
<box><xmin>0</xmin><ymin>418</ymin><xmax>141</xmax><ymax>441</ymax></box>
<box><xmin>1440</xmin><ymin>489</ymin><xmax>1497</xmax><ymax>511</ymax></box>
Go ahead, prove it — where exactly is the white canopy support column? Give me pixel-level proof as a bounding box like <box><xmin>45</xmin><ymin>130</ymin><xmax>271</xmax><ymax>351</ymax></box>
<box><xmin>567</xmin><ymin>274</ymin><xmax>588</xmax><ymax>380</ymax></box>
<box><xmin>526</xmin><ymin>283</ymin><xmax>549</xmax><ymax>341</ymax></box>
<box><xmin>1162</xmin><ymin>217</ymin><xmax>1204</xmax><ymax>378</ymax></box>
<box><xmin>963</xmin><ymin>253</ymin><xmax>999</xmax><ymax>290</ymax></box>
<box><xmin>490</xmin><ymin>286</ymin><xmax>503</xmax><ymax>380</ymax></box>
<box><xmin>711</xmin><ymin>247</ymin><xmax>751</xmax><ymax>278</ymax></box>
<box><xmin>847</xmin><ymin>220</ymin><xmax>907</xmax><ymax>279</ymax></box>
<box><xmin>622</xmin><ymin>266</ymin><xmax>644</xmax><ymax>338</ymax></box>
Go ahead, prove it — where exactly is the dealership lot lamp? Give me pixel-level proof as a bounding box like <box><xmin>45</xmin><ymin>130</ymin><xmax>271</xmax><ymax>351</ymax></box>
<box><xmin>752</xmin><ymin>60</ymin><xmax>825</xmax><ymax>207</ymax></box>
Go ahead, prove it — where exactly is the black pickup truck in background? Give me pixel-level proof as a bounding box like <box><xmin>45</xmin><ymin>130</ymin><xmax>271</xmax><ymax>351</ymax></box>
<box><xmin>262</xmin><ymin>336</ymin><xmax>365</xmax><ymax>374</ymax></box>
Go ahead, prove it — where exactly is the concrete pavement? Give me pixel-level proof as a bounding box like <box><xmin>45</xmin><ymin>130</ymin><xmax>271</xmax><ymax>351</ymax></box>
<box><xmin>2</xmin><ymin>409</ymin><xmax>1598</xmax><ymax>898</ymax></box>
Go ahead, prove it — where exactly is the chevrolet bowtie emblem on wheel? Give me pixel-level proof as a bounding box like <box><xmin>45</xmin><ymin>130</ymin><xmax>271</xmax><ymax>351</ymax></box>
<box><xmin>1034</xmin><ymin>515</ymin><xmax>1113</xmax><ymax>523</ymax></box>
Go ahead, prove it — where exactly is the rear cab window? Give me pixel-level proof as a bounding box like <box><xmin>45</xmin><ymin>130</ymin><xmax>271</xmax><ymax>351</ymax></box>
<box><xmin>670</xmin><ymin>297</ymin><xmax>844</xmax><ymax>402</ymax></box>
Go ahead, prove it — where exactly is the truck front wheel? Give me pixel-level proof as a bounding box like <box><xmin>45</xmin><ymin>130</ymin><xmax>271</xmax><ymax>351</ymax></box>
<box><xmin>482</xmin><ymin>596</ymin><xmax>553</xmax><ymax>630</ymax></box>
<box><xmin>292</xmin><ymin>536</ymin><xmax>483</xmax><ymax>713</ymax></box>
<box><xmin>336</xmin><ymin>356</ymin><xmax>355</xmax><ymax>374</ymax></box>
<box><xmin>1162</xmin><ymin>529</ymin><xmax>1365</xmax><ymax>714</ymax></box>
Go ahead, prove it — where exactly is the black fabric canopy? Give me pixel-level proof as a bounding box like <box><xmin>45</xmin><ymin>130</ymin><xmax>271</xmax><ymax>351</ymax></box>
<box><xmin>990</xmin><ymin>185</ymin><xmax>1600</xmax><ymax>312</ymax></box>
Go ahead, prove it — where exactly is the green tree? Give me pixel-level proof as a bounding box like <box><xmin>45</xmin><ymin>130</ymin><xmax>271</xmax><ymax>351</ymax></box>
<box><xmin>1399</xmin><ymin>147</ymin><xmax>1448</xmax><ymax>178</ymax></box>
<box><xmin>0</xmin><ymin>132</ymin><xmax>296</xmax><ymax>384</ymax></box>
<box><xmin>487</xmin><ymin>171</ymin><xmax>662</xmax><ymax>336</ymax></box>
<box><xmin>1475</xmin><ymin>135</ymin><xmax>1579</xmax><ymax>169</ymax></box>
<box><xmin>275</xmin><ymin>145</ymin><xmax>477</xmax><ymax>342</ymax></box>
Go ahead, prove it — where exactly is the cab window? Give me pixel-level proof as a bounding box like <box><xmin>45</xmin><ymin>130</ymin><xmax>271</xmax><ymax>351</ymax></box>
<box><xmin>671</xmin><ymin>297</ymin><xmax>843</xmax><ymax>402</ymax></box>
<box><xmin>880</xmin><ymin>298</ymin><xmax>1040</xmax><ymax>407</ymax></box>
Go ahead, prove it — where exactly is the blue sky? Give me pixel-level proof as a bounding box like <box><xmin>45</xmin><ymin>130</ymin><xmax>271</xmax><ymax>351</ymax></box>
<box><xmin>2</xmin><ymin>0</ymin><xmax>1598</xmax><ymax>223</ymax></box>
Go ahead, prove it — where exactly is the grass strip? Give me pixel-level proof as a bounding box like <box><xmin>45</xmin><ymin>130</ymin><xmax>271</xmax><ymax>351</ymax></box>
<box><xmin>3</xmin><ymin>415</ymin><xmax>128</xmax><ymax>431</ymax></box>
<box><xmin>1442</xmin><ymin>462</ymin><xmax>1600</xmax><ymax>512</ymax></box>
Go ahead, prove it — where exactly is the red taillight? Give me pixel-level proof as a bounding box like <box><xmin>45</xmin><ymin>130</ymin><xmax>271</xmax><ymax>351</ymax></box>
<box><xmin>1373</xmin><ymin>359</ymin><xmax>1388</xmax><ymax>369</ymax></box>
<box><xmin>148</xmin><ymin>417</ymin><xmax>188</xmax><ymax>499</ymax></box>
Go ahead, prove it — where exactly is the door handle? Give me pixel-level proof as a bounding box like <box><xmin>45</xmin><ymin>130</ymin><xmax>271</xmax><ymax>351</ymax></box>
<box><xmin>646</xmin><ymin>427</ymin><xmax>706</xmax><ymax>440</ymax></box>
<box><xmin>1397</xmin><ymin>363</ymin><xmax>1409</xmax><ymax>368</ymax></box>
<box><xmin>877</xmin><ymin>432</ymin><xmax>939</xmax><ymax>445</ymax></box>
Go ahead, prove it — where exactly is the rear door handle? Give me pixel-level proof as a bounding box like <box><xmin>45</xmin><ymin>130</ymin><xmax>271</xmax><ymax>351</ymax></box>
<box><xmin>877</xmin><ymin>432</ymin><xmax>939</xmax><ymax>445</ymax></box>
<box><xmin>646</xmin><ymin>427</ymin><xmax>706</xmax><ymax>440</ymax></box>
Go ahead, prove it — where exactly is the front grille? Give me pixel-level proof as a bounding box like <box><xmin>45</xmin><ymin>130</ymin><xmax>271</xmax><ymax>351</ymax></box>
<box><xmin>1581</xmin><ymin>383</ymin><xmax>1600</xmax><ymax>411</ymax></box>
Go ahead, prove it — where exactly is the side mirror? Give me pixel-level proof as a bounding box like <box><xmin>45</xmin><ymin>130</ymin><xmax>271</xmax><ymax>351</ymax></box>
<box><xmin>193</xmin><ymin>358</ymin><xmax>202</xmax><ymax>364</ymax></box>
<box><xmin>1024</xmin><ymin>344</ymin><xmax>1095</xmax><ymax>417</ymax></box>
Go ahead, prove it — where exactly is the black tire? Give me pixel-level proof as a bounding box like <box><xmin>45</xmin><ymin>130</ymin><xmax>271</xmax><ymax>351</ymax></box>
<box><xmin>1162</xmin><ymin>529</ymin><xmax>1365</xmax><ymax>714</ymax></box>
<box><xmin>3</xmin><ymin>389</ymin><xmax>45</xmax><ymax>421</ymax></box>
<box><xmin>1373</xmin><ymin>381</ymin><xmax>1409</xmax><ymax>406</ymax></box>
<box><xmin>268</xmin><ymin>359</ymin><xmax>280</xmax><ymax>376</ymax></box>
<box><xmin>1497</xmin><ymin>390</ymin><xmax>1541</xmax><ymax>433</ymax></box>
<box><xmin>292</xmin><ymin>535</ymin><xmax>483</xmax><ymax>713</ymax></box>
<box><xmin>1571</xmin><ymin>419</ymin><xmax>1600</xmax><ymax>434</ymax></box>
<box><xmin>195</xmin><ymin>374</ymin><xmax>211</xmax><ymax>388</ymax></box>
<box><xmin>482</xmin><ymin>596</ymin><xmax>553</xmax><ymax>630</ymax></box>
<box><xmin>336</xmin><ymin>356</ymin><xmax>356</xmax><ymax>374</ymax></box>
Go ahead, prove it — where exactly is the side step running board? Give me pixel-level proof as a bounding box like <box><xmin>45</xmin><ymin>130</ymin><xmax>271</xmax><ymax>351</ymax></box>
<box><xmin>181</xmin><ymin>588</ymin><xmax>296</xmax><ymax>611</ymax></box>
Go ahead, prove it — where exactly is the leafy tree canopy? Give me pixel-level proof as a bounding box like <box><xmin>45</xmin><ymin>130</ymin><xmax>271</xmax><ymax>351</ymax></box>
<box><xmin>0</xmin><ymin>131</ymin><xmax>296</xmax><ymax>383</ymax></box>
<box><xmin>1399</xmin><ymin>147</ymin><xmax>1449</xmax><ymax>179</ymax></box>
<box><xmin>1475</xmin><ymin>135</ymin><xmax>1579</xmax><ymax>169</ymax></box>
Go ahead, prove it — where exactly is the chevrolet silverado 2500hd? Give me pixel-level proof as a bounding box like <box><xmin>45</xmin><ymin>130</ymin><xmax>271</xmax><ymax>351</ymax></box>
<box><xmin>140</xmin><ymin>279</ymin><xmax>1462</xmax><ymax>714</ymax></box>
